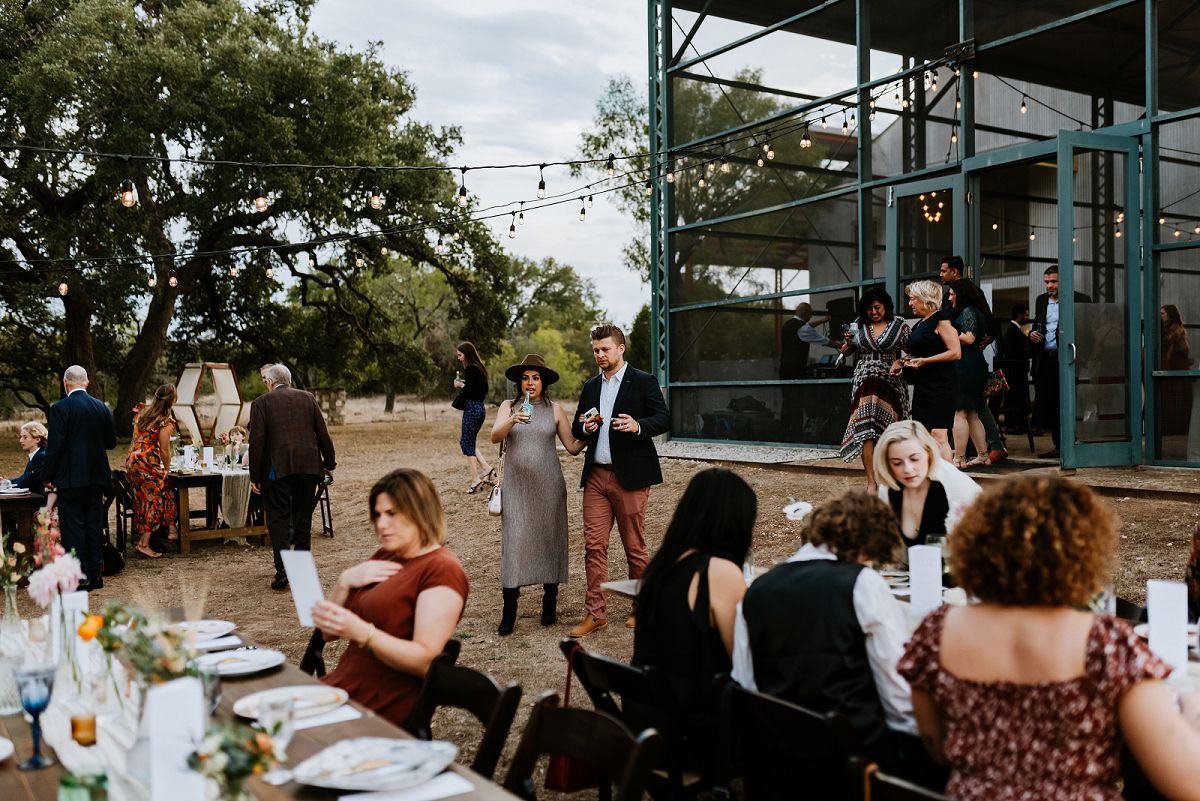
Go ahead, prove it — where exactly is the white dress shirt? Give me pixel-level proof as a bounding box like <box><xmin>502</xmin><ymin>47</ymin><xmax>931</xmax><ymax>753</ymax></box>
<box><xmin>592</xmin><ymin>362</ymin><xmax>628</xmax><ymax>466</ymax></box>
<box><xmin>1044</xmin><ymin>297</ymin><xmax>1060</xmax><ymax>352</ymax></box>
<box><xmin>796</xmin><ymin>319</ymin><xmax>831</xmax><ymax>346</ymax></box>
<box><xmin>731</xmin><ymin>542</ymin><xmax>918</xmax><ymax>736</ymax></box>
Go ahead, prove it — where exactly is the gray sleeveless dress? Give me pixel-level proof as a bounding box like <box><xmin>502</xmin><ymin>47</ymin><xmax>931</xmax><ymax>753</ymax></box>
<box><xmin>500</xmin><ymin>399</ymin><xmax>569</xmax><ymax>588</ymax></box>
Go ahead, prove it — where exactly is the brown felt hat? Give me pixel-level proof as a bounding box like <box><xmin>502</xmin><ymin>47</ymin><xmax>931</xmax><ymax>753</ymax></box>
<box><xmin>504</xmin><ymin>354</ymin><xmax>560</xmax><ymax>385</ymax></box>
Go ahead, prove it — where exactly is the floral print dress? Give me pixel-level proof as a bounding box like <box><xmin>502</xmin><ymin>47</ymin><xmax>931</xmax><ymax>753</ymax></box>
<box><xmin>839</xmin><ymin>318</ymin><xmax>909</xmax><ymax>461</ymax></box>
<box><xmin>125</xmin><ymin>410</ymin><xmax>178</xmax><ymax>536</ymax></box>
<box><xmin>898</xmin><ymin>606</ymin><xmax>1171</xmax><ymax>801</ymax></box>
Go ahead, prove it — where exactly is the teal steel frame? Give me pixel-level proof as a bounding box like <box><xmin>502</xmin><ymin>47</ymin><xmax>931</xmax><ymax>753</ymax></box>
<box><xmin>649</xmin><ymin>0</ymin><xmax>1198</xmax><ymax>466</ymax></box>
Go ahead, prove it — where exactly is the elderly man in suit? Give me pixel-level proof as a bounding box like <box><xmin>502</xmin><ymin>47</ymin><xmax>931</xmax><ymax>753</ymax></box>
<box><xmin>42</xmin><ymin>366</ymin><xmax>117</xmax><ymax>590</ymax></box>
<box><xmin>1029</xmin><ymin>265</ymin><xmax>1092</xmax><ymax>460</ymax></box>
<box><xmin>569</xmin><ymin>324</ymin><xmax>671</xmax><ymax>637</ymax></box>
<box><xmin>249</xmin><ymin>364</ymin><xmax>337</xmax><ymax>590</ymax></box>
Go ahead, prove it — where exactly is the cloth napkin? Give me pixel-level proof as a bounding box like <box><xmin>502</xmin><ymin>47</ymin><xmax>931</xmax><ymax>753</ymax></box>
<box><xmin>220</xmin><ymin>471</ymin><xmax>252</xmax><ymax>528</ymax></box>
<box><xmin>294</xmin><ymin>704</ymin><xmax>363</xmax><ymax>730</ymax></box>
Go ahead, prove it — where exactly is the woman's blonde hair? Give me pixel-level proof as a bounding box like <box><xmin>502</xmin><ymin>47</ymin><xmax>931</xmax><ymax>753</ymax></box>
<box><xmin>872</xmin><ymin>420</ymin><xmax>942</xmax><ymax>491</ymax></box>
<box><xmin>20</xmin><ymin>421</ymin><xmax>48</xmax><ymax>448</ymax></box>
<box><xmin>905</xmin><ymin>280</ymin><xmax>942</xmax><ymax>313</ymax></box>
<box><xmin>951</xmin><ymin>477</ymin><xmax>1115</xmax><ymax>607</ymax></box>
<box><xmin>369</xmin><ymin>468</ymin><xmax>447</xmax><ymax>548</ymax></box>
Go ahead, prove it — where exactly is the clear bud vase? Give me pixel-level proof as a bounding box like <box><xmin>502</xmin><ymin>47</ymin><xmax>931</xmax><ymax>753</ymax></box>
<box><xmin>1</xmin><ymin>584</ymin><xmax>19</xmax><ymax>639</ymax></box>
<box><xmin>0</xmin><ymin>585</ymin><xmax>21</xmax><ymax>714</ymax></box>
<box><xmin>53</xmin><ymin>599</ymin><xmax>83</xmax><ymax>703</ymax></box>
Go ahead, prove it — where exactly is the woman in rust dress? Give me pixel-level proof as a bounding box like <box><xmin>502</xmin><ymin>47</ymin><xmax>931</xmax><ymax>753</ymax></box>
<box><xmin>313</xmin><ymin>468</ymin><xmax>468</xmax><ymax>726</ymax></box>
<box><xmin>126</xmin><ymin>384</ymin><xmax>178</xmax><ymax>558</ymax></box>
<box><xmin>899</xmin><ymin>477</ymin><xmax>1200</xmax><ymax>801</ymax></box>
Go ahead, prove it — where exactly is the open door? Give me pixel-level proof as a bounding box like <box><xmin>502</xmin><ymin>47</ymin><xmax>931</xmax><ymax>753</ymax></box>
<box><xmin>885</xmin><ymin>175</ymin><xmax>966</xmax><ymax>299</ymax></box>
<box><xmin>1056</xmin><ymin>132</ymin><xmax>1142</xmax><ymax>468</ymax></box>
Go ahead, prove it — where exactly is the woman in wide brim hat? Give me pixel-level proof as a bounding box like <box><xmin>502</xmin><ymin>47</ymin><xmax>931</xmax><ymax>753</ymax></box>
<box><xmin>490</xmin><ymin>354</ymin><xmax>584</xmax><ymax>636</ymax></box>
<box><xmin>503</xmin><ymin>354</ymin><xmax>560</xmax><ymax>386</ymax></box>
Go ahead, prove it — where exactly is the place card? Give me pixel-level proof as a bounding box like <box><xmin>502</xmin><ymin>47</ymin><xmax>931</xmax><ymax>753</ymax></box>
<box><xmin>281</xmin><ymin>549</ymin><xmax>323</xmax><ymax>627</ymax></box>
<box><xmin>148</xmin><ymin>676</ymin><xmax>206</xmax><ymax>801</ymax></box>
<box><xmin>908</xmin><ymin>545</ymin><xmax>943</xmax><ymax>615</ymax></box>
<box><xmin>1147</xmin><ymin>579</ymin><xmax>1189</xmax><ymax>673</ymax></box>
<box><xmin>337</xmin><ymin>771</ymin><xmax>475</xmax><ymax>801</ymax></box>
<box><xmin>202</xmin><ymin>446</ymin><xmax>214</xmax><ymax>468</ymax></box>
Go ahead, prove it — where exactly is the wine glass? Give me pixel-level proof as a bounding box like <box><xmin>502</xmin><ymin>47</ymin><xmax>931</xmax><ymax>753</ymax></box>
<box><xmin>258</xmin><ymin>695</ymin><xmax>295</xmax><ymax>785</ymax></box>
<box><xmin>15</xmin><ymin>662</ymin><xmax>56</xmax><ymax>770</ymax></box>
<box><xmin>196</xmin><ymin>663</ymin><xmax>222</xmax><ymax>717</ymax></box>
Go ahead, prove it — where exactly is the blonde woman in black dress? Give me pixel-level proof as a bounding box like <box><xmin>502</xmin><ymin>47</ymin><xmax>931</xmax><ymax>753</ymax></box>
<box><xmin>489</xmin><ymin>355</ymin><xmax>586</xmax><ymax>635</ymax></box>
<box><xmin>894</xmin><ymin>280</ymin><xmax>960</xmax><ymax>461</ymax></box>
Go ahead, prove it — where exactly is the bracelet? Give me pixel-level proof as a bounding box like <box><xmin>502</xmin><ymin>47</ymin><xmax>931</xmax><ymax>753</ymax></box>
<box><xmin>360</xmin><ymin>623</ymin><xmax>376</xmax><ymax>650</ymax></box>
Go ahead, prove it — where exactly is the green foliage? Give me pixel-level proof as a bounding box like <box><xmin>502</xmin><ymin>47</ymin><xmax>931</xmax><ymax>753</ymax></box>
<box><xmin>626</xmin><ymin>304</ymin><xmax>652</xmax><ymax>372</ymax></box>
<box><xmin>488</xmin><ymin>326</ymin><xmax>589</xmax><ymax>404</ymax></box>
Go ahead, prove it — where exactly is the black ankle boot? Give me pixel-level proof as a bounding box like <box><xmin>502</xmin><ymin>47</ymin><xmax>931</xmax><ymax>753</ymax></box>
<box><xmin>541</xmin><ymin>583</ymin><xmax>558</xmax><ymax>626</ymax></box>
<box><xmin>498</xmin><ymin>587</ymin><xmax>519</xmax><ymax>636</ymax></box>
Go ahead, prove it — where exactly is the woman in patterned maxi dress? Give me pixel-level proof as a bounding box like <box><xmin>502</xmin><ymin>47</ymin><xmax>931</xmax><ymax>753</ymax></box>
<box><xmin>839</xmin><ymin>288</ymin><xmax>909</xmax><ymax>493</ymax></box>
<box><xmin>126</xmin><ymin>384</ymin><xmax>178</xmax><ymax>558</ymax></box>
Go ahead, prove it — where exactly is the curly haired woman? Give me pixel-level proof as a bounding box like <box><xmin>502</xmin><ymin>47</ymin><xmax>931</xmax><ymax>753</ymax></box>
<box><xmin>899</xmin><ymin>477</ymin><xmax>1200</xmax><ymax>801</ymax></box>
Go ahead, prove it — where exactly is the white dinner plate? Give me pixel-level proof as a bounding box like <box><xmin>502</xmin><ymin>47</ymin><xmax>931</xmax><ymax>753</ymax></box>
<box><xmin>195</xmin><ymin>648</ymin><xmax>286</xmax><ymax>677</ymax></box>
<box><xmin>170</xmin><ymin>619</ymin><xmax>237</xmax><ymax>642</ymax></box>
<box><xmin>1133</xmin><ymin>623</ymin><xmax>1199</xmax><ymax>640</ymax></box>
<box><xmin>0</xmin><ymin>736</ymin><xmax>13</xmax><ymax>762</ymax></box>
<box><xmin>293</xmin><ymin>738</ymin><xmax>457</xmax><ymax>792</ymax></box>
<box><xmin>233</xmin><ymin>685</ymin><xmax>349</xmax><ymax>720</ymax></box>
<box><xmin>0</xmin><ymin>488</ymin><xmax>30</xmax><ymax>495</ymax></box>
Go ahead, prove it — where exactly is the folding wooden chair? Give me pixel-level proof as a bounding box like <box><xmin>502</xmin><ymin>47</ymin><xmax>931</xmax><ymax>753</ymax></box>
<box><xmin>503</xmin><ymin>691</ymin><xmax>662</xmax><ymax>801</ymax></box>
<box><xmin>404</xmin><ymin>657</ymin><xmax>522</xmax><ymax>779</ymax></box>
<box><xmin>314</xmin><ymin>480</ymin><xmax>334</xmax><ymax>538</ymax></box>
<box><xmin>863</xmin><ymin>765</ymin><xmax>951</xmax><ymax>801</ymax></box>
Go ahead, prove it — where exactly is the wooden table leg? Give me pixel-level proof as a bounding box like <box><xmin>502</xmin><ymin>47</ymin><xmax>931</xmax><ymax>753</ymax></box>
<box><xmin>177</xmin><ymin>486</ymin><xmax>191</xmax><ymax>555</ymax></box>
<box><xmin>16</xmin><ymin>509</ymin><xmax>32</xmax><ymax>542</ymax></box>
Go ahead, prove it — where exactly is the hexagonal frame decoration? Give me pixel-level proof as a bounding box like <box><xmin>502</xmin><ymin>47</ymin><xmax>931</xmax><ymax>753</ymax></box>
<box><xmin>173</xmin><ymin>362</ymin><xmax>245</xmax><ymax>446</ymax></box>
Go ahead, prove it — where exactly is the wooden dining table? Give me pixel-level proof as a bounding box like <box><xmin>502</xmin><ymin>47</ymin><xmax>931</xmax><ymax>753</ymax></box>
<box><xmin>0</xmin><ymin>648</ymin><xmax>520</xmax><ymax>801</ymax></box>
<box><xmin>0</xmin><ymin>491</ymin><xmax>46</xmax><ymax>545</ymax></box>
<box><xmin>169</xmin><ymin>470</ymin><xmax>267</xmax><ymax>555</ymax></box>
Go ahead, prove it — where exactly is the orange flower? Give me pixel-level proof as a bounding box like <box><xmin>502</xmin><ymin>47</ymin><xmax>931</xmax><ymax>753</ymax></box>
<box><xmin>254</xmin><ymin>732</ymin><xmax>273</xmax><ymax>753</ymax></box>
<box><xmin>77</xmin><ymin>614</ymin><xmax>104</xmax><ymax>641</ymax></box>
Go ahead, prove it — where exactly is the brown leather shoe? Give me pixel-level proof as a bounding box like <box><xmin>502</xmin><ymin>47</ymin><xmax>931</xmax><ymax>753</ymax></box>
<box><xmin>988</xmin><ymin>447</ymin><xmax>1008</xmax><ymax>464</ymax></box>
<box><xmin>569</xmin><ymin>616</ymin><xmax>608</xmax><ymax>638</ymax></box>
<box><xmin>625</xmin><ymin>615</ymin><xmax>636</xmax><ymax>629</ymax></box>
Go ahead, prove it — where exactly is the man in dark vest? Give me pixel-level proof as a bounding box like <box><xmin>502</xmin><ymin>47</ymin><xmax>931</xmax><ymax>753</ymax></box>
<box><xmin>780</xmin><ymin>302</ymin><xmax>832</xmax><ymax>437</ymax></box>
<box><xmin>1029</xmin><ymin>265</ymin><xmax>1092</xmax><ymax>460</ymax></box>
<box><xmin>732</xmin><ymin>492</ymin><xmax>945</xmax><ymax>791</ymax></box>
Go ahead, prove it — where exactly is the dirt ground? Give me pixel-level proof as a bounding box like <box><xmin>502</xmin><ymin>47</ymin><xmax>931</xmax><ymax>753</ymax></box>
<box><xmin>2</xmin><ymin>395</ymin><xmax>1196</xmax><ymax>778</ymax></box>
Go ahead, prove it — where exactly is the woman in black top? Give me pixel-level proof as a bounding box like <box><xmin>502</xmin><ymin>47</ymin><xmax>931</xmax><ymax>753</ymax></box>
<box><xmin>895</xmin><ymin>280</ymin><xmax>960</xmax><ymax>461</ymax></box>
<box><xmin>631</xmin><ymin>468</ymin><xmax>754</xmax><ymax>769</ymax></box>
<box><xmin>453</xmin><ymin>342</ymin><xmax>493</xmax><ymax>492</ymax></box>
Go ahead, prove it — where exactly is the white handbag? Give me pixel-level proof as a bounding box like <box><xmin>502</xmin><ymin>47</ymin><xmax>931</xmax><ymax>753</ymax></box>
<box><xmin>487</xmin><ymin>440</ymin><xmax>505</xmax><ymax>516</ymax></box>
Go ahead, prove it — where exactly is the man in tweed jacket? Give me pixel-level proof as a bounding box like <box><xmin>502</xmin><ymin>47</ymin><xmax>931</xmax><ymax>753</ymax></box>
<box><xmin>249</xmin><ymin>364</ymin><xmax>337</xmax><ymax>590</ymax></box>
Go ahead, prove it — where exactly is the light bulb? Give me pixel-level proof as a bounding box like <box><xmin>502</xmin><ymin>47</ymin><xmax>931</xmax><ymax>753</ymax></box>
<box><xmin>950</xmin><ymin>130</ymin><xmax>958</xmax><ymax>144</ymax></box>
<box><xmin>766</xmin><ymin>147</ymin><xmax>775</xmax><ymax>160</ymax></box>
<box><xmin>579</xmin><ymin>201</ymin><xmax>587</xmax><ymax>221</ymax></box>
<box><xmin>698</xmin><ymin>176</ymin><xmax>706</xmax><ymax>188</ymax></box>
<box><xmin>519</xmin><ymin>210</ymin><xmax>526</xmax><ymax>226</ymax></box>
<box><xmin>665</xmin><ymin>164</ymin><xmax>675</xmax><ymax>183</ymax></box>
<box><xmin>762</xmin><ymin>141</ymin><xmax>771</xmax><ymax>152</ymax></box>
<box><xmin>644</xmin><ymin>180</ymin><xmax>653</xmax><ymax>196</ymax></box>
<box><xmin>148</xmin><ymin>273</ymin><xmax>157</xmax><ymax>288</ymax></box>
<box><xmin>1174</xmin><ymin>228</ymin><xmax>1182</xmax><ymax>238</ymax></box>
<box><xmin>230</xmin><ymin>263</ymin><xmax>239</xmax><ymax>276</ymax></box>
<box><xmin>992</xmin><ymin>222</ymin><xmax>999</xmax><ymax>231</ymax></box>
<box><xmin>264</xmin><ymin>266</ymin><xmax>273</xmax><ymax>279</ymax></box>
<box><xmin>919</xmin><ymin>194</ymin><xmax>925</xmax><ymax>201</ymax></box>
<box><xmin>355</xmin><ymin>255</ymin><xmax>365</xmax><ymax>268</ymax></box>
<box><xmin>869</xmin><ymin>99</ymin><xmax>875</xmax><ymax>110</ymax></box>
<box><xmin>1020</xmin><ymin>97</ymin><xmax>1028</xmax><ymax>114</ymax></box>
<box><xmin>453</xmin><ymin>230</ymin><xmax>461</xmax><ymax>241</ymax></box>
<box><xmin>894</xmin><ymin>91</ymin><xmax>900</xmax><ymax>104</ymax></box>
<box><xmin>870</xmin><ymin>109</ymin><xmax>876</xmax><ymax>121</ymax></box>
<box><xmin>1029</xmin><ymin>228</ymin><xmax>1036</xmax><ymax>241</ymax></box>
<box><xmin>1159</xmin><ymin>217</ymin><xmax>1166</xmax><ymax>225</ymax></box>
<box><xmin>119</xmin><ymin>179</ymin><xmax>136</xmax><ymax>208</ymax></box>
<box><xmin>841</xmin><ymin>115</ymin><xmax>849</xmax><ymax>135</ymax></box>
<box><xmin>587</xmin><ymin>195</ymin><xmax>594</xmax><ymax>208</ymax></box>
<box><xmin>820</xmin><ymin>116</ymin><xmax>827</xmax><ymax>129</ymax></box>
<box><xmin>850</xmin><ymin>112</ymin><xmax>856</xmax><ymax>126</ymax></box>
<box><xmin>973</xmin><ymin>70</ymin><xmax>980</xmax><ymax>79</ymax></box>
<box><xmin>937</xmin><ymin>201</ymin><xmax>944</xmax><ymax>209</ymax></box>
<box><xmin>902</xmin><ymin>97</ymin><xmax>910</xmax><ymax>109</ymax></box>
<box><xmin>436</xmin><ymin>236</ymin><xmax>444</xmax><ymax>254</ymax></box>
<box><xmin>931</xmin><ymin>77</ymin><xmax>938</xmax><ymax>92</ymax></box>
<box><xmin>369</xmin><ymin>187</ymin><xmax>383</xmax><ymax>210</ymax></box>
<box><xmin>381</xmin><ymin>246</ymin><xmax>389</xmax><ymax>255</ymax></box>
<box><xmin>719</xmin><ymin>156</ymin><xmax>729</xmax><ymax>174</ymax></box>
<box><xmin>307</xmin><ymin>255</ymin><xmax>316</xmax><ymax>268</ymax></box>
<box><xmin>756</xmin><ymin>155</ymin><xmax>765</xmax><ymax>168</ymax></box>
<box><xmin>1194</xmin><ymin>225</ymin><xmax>1200</xmax><ymax>234</ymax></box>
<box><xmin>253</xmin><ymin>186</ymin><xmax>268</xmax><ymax>213</ymax></box>
<box><xmin>800</xmin><ymin>127</ymin><xmax>811</xmax><ymax>148</ymax></box>
<box><xmin>56</xmin><ymin>279</ymin><xmax>68</xmax><ymax>296</ymax></box>
<box><xmin>508</xmin><ymin>215</ymin><xmax>517</xmax><ymax>238</ymax></box>
<box><xmin>605</xmin><ymin>153</ymin><xmax>616</xmax><ymax>177</ymax></box>
<box><xmin>1115</xmin><ymin>227</ymin><xmax>1123</xmax><ymax>238</ymax></box>
<box><xmin>956</xmin><ymin>96</ymin><xmax>962</xmax><ymax>110</ymax></box>
<box><xmin>706</xmin><ymin>160</ymin><xmax>716</xmax><ymax>174</ymax></box>
<box><xmin>168</xmin><ymin>270</ymin><xmax>178</xmax><ymax>287</ymax></box>
<box><xmin>457</xmin><ymin>184</ymin><xmax>468</xmax><ymax>208</ymax></box>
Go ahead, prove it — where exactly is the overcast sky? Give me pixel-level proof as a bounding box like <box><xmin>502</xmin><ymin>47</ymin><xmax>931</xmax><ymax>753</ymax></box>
<box><xmin>308</xmin><ymin>1</ymin><xmax>652</xmax><ymax>326</ymax></box>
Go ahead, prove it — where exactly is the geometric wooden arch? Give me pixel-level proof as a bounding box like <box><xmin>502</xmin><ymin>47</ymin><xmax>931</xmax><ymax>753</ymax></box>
<box><xmin>173</xmin><ymin>362</ymin><xmax>244</xmax><ymax>446</ymax></box>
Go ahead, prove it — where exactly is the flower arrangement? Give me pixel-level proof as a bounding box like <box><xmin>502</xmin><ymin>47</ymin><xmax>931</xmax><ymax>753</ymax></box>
<box><xmin>0</xmin><ymin>534</ymin><xmax>35</xmax><ymax>586</ymax></box>
<box><xmin>188</xmin><ymin>722</ymin><xmax>279</xmax><ymax>800</ymax></box>
<box><xmin>26</xmin><ymin>553</ymin><xmax>84</xmax><ymax>608</ymax></box>
<box><xmin>92</xmin><ymin>600</ymin><xmax>195</xmax><ymax>684</ymax></box>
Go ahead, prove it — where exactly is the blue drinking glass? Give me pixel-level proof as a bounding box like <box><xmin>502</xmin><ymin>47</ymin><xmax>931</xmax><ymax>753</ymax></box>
<box><xmin>15</xmin><ymin>662</ymin><xmax>56</xmax><ymax>770</ymax></box>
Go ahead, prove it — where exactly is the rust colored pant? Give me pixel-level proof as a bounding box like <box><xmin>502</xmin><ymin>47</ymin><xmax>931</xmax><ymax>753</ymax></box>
<box><xmin>582</xmin><ymin>465</ymin><xmax>650</xmax><ymax>618</ymax></box>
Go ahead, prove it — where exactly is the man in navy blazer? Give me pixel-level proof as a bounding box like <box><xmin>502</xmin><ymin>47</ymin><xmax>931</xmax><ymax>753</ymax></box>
<box><xmin>42</xmin><ymin>366</ymin><xmax>117</xmax><ymax>589</ymax></box>
<box><xmin>568</xmin><ymin>324</ymin><xmax>670</xmax><ymax>637</ymax></box>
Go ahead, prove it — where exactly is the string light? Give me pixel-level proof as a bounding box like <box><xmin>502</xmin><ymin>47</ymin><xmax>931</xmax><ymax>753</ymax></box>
<box><xmin>435</xmin><ymin>235</ymin><xmax>445</xmax><ymax>254</ymax></box>
<box><xmin>307</xmin><ymin>254</ymin><xmax>317</xmax><ymax>268</ymax></box>
<box><xmin>850</xmin><ymin>111</ymin><xmax>856</xmax><ymax>127</ymax></box>
<box><xmin>950</xmin><ymin>127</ymin><xmax>958</xmax><ymax>144</ymax></box>
<box><xmin>800</xmin><ymin>124</ymin><xmax>812</xmax><ymax>149</ymax></box>
<box><xmin>57</xmin><ymin>278</ymin><xmax>68</xmax><ymax>296</ymax></box>
<box><xmin>902</xmin><ymin>95</ymin><xmax>910</xmax><ymax>110</ymax></box>
<box><xmin>253</xmin><ymin>186</ymin><xmax>268</xmax><ymax>213</ymax></box>
<box><xmin>518</xmin><ymin>201</ymin><xmax>526</xmax><ymax>225</ymax></box>
<box><xmin>1174</xmin><ymin>228</ymin><xmax>1182</xmax><ymax>238</ymax></box>
<box><xmin>665</xmin><ymin>161</ymin><xmax>675</xmax><ymax>183</ymax></box>
<box><xmin>1115</xmin><ymin>226</ymin><xmax>1123</xmax><ymax>238</ymax></box>
<box><xmin>706</xmin><ymin>159</ymin><xmax>716</xmax><ymax>174</ymax></box>
<box><xmin>756</xmin><ymin>153</ymin><xmax>765</xmax><ymax>168</ymax></box>
<box><xmin>229</xmin><ymin>262</ymin><xmax>239</xmax><ymax>277</ymax></box>
<box><xmin>1020</xmin><ymin>96</ymin><xmax>1028</xmax><ymax>114</ymax></box>
<box><xmin>719</xmin><ymin>156</ymin><xmax>729</xmax><ymax>174</ymax></box>
<box><xmin>992</xmin><ymin>222</ymin><xmax>999</xmax><ymax>231</ymax></box>
<box><xmin>605</xmin><ymin>153</ymin><xmax>616</xmax><ymax>177</ymax></box>
<box><xmin>118</xmin><ymin>179</ymin><xmax>136</xmax><ymax>208</ymax></box>
<box><xmin>587</xmin><ymin>194</ymin><xmax>594</xmax><ymax>208</ymax></box>
<box><xmin>698</xmin><ymin>175</ymin><xmax>706</xmax><ymax>188</ymax></box>
<box><xmin>148</xmin><ymin>272</ymin><xmax>157</xmax><ymax>288</ymax></box>
<box><xmin>369</xmin><ymin>187</ymin><xmax>383</xmax><ymax>210</ymax></box>
<box><xmin>264</xmin><ymin>264</ymin><xmax>273</xmax><ymax>279</ymax></box>
<box><xmin>380</xmin><ymin>245</ymin><xmax>389</xmax><ymax>255</ymax></box>
<box><xmin>168</xmin><ymin>269</ymin><xmax>179</xmax><ymax>287</ymax></box>
<box><xmin>1193</xmin><ymin>225</ymin><xmax>1199</xmax><ymax>234</ymax></box>
<box><xmin>457</xmin><ymin>168</ymin><xmax>468</xmax><ymax>208</ymax></box>
<box><xmin>930</xmin><ymin>70</ymin><xmax>938</xmax><ymax>92</ymax></box>
<box><xmin>766</xmin><ymin>143</ymin><xmax>775</xmax><ymax>160</ymax></box>
<box><xmin>1159</xmin><ymin>216</ymin><xmax>1166</xmax><ymax>225</ymax></box>
<box><xmin>1029</xmin><ymin>228</ymin><xmax>1036</xmax><ymax>241</ymax></box>
<box><xmin>644</xmin><ymin>179</ymin><xmax>653</xmax><ymax>196</ymax></box>
<box><xmin>355</xmin><ymin>254</ymin><xmax>365</xmax><ymax>268</ymax></box>
<box><xmin>452</xmin><ymin>230</ymin><xmax>461</xmax><ymax>241</ymax></box>
<box><xmin>578</xmin><ymin>198</ymin><xmax>587</xmax><ymax>221</ymax></box>
<box><xmin>537</xmin><ymin>164</ymin><xmax>546</xmax><ymax>198</ymax></box>
<box><xmin>820</xmin><ymin>116</ymin><xmax>828</xmax><ymax>129</ymax></box>
<box><xmin>508</xmin><ymin>213</ymin><xmax>517</xmax><ymax>239</ymax></box>
<box><xmin>841</xmin><ymin>113</ymin><xmax>849</xmax><ymax>136</ymax></box>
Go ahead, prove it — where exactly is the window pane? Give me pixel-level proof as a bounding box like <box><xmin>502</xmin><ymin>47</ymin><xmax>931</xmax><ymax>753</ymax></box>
<box><xmin>1155</xmin><ymin>117</ymin><xmax>1200</xmax><ymax>245</ymax></box>
<box><xmin>1156</xmin><ymin>248</ymin><xmax>1200</xmax><ymax>372</ymax></box>
<box><xmin>669</xmin><ymin>383</ymin><xmax>852</xmax><ymax>445</ymax></box>
<box><xmin>1155</xmin><ymin>377</ymin><xmax>1200</xmax><ymax>462</ymax></box>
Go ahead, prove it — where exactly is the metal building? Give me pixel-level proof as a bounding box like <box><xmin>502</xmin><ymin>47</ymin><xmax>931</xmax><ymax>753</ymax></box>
<box><xmin>646</xmin><ymin>1</ymin><xmax>1200</xmax><ymax>468</ymax></box>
